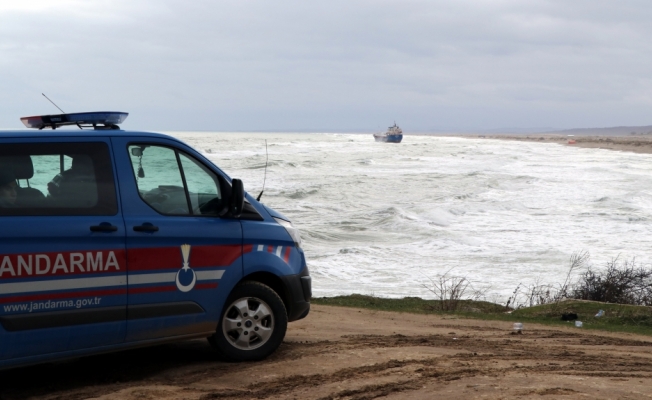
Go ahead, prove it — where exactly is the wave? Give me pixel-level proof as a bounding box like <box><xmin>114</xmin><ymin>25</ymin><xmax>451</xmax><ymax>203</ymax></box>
<box><xmin>168</xmin><ymin>131</ymin><xmax>652</xmax><ymax>300</ymax></box>
<box><xmin>279</xmin><ymin>188</ymin><xmax>320</xmax><ymax>199</ymax></box>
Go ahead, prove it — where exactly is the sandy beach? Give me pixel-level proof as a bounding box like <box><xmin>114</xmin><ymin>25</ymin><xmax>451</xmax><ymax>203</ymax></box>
<box><xmin>2</xmin><ymin>304</ymin><xmax>652</xmax><ymax>399</ymax></box>
<box><xmin>468</xmin><ymin>133</ymin><xmax>652</xmax><ymax>154</ymax></box>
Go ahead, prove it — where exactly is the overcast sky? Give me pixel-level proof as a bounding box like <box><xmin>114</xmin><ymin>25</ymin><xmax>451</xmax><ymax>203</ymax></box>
<box><xmin>1</xmin><ymin>0</ymin><xmax>652</xmax><ymax>132</ymax></box>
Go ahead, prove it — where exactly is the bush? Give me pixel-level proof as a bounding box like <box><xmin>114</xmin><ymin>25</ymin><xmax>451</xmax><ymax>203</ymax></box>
<box><xmin>506</xmin><ymin>251</ymin><xmax>589</xmax><ymax>309</ymax></box>
<box><xmin>571</xmin><ymin>257</ymin><xmax>652</xmax><ymax>306</ymax></box>
<box><xmin>420</xmin><ymin>268</ymin><xmax>487</xmax><ymax>312</ymax></box>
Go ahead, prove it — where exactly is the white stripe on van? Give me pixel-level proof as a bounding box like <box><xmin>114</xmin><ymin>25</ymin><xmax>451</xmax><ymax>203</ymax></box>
<box><xmin>275</xmin><ymin>246</ymin><xmax>283</xmax><ymax>257</ymax></box>
<box><xmin>128</xmin><ymin>273</ymin><xmax>175</xmax><ymax>285</ymax></box>
<box><xmin>196</xmin><ymin>270</ymin><xmax>224</xmax><ymax>280</ymax></box>
<box><xmin>0</xmin><ymin>276</ymin><xmax>126</xmax><ymax>295</ymax></box>
<box><xmin>0</xmin><ymin>270</ymin><xmax>226</xmax><ymax>295</ymax></box>
<box><xmin>128</xmin><ymin>270</ymin><xmax>224</xmax><ymax>285</ymax></box>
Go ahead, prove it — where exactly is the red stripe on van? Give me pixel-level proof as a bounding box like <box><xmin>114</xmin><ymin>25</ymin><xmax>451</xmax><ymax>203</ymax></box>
<box><xmin>128</xmin><ymin>245</ymin><xmax>241</xmax><ymax>271</ymax></box>
<box><xmin>195</xmin><ymin>283</ymin><xmax>218</xmax><ymax>290</ymax></box>
<box><xmin>129</xmin><ymin>286</ymin><xmax>176</xmax><ymax>294</ymax></box>
<box><xmin>283</xmin><ymin>247</ymin><xmax>291</xmax><ymax>263</ymax></box>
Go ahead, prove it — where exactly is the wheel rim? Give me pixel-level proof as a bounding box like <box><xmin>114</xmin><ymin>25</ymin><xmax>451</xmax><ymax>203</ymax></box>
<box><xmin>222</xmin><ymin>296</ymin><xmax>275</xmax><ymax>351</ymax></box>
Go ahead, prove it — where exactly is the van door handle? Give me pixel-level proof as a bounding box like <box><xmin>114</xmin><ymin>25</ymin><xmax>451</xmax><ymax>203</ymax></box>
<box><xmin>90</xmin><ymin>223</ymin><xmax>118</xmax><ymax>232</ymax></box>
<box><xmin>133</xmin><ymin>224</ymin><xmax>159</xmax><ymax>232</ymax></box>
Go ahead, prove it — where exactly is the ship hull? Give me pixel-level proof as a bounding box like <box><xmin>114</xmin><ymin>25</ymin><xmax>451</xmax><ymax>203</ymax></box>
<box><xmin>373</xmin><ymin>134</ymin><xmax>403</xmax><ymax>143</ymax></box>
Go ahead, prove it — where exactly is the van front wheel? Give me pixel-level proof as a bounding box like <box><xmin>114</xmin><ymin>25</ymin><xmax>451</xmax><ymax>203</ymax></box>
<box><xmin>209</xmin><ymin>281</ymin><xmax>288</xmax><ymax>361</ymax></box>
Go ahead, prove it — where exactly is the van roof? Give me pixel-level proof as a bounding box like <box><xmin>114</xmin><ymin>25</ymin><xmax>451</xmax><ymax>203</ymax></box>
<box><xmin>0</xmin><ymin>129</ymin><xmax>174</xmax><ymax>140</ymax></box>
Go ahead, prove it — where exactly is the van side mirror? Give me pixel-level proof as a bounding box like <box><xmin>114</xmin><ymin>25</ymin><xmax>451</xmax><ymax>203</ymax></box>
<box><xmin>230</xmin><ymin>179</ymin><xmax>244</xmax><ymax>217</ymax></box>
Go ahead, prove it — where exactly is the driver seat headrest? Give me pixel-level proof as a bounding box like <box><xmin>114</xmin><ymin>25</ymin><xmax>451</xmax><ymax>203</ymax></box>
<box><xmin>0</xmin><ymin>155</ymin><xmax>34</xmax><ymax>180</ymax></box>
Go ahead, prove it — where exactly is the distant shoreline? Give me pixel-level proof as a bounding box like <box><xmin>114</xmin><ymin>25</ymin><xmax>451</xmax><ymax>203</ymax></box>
<box><xmin>440</xmin><ymin>133</ymin><xmax>652</xmax><ymax>155</ymax></box>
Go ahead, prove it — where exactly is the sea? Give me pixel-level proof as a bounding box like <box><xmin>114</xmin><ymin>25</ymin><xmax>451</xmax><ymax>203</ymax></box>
<box><xmin>171</xmin><ymin>132</ymin><xmax>652</xmax><ymax>303</ymax></box>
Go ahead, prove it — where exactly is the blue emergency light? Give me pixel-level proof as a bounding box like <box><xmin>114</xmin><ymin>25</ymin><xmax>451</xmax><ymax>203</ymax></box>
<box><xmin>20</xmin><ymin>111</ymin><xmax>129</xmax><ymax>130</ymax></box>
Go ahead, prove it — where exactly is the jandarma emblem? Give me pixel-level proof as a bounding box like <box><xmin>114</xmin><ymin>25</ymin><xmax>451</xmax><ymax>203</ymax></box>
<box><xmin>175</xmin><ymin>244</ymin><xmax>196</xmax><ymax>292</ymax></box>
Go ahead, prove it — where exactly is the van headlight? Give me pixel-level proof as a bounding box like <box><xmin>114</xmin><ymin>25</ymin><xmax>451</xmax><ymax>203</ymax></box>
<box><xmin>273</xmin><ymin>217</ymin><xmax>302</xmax><ymax>248</ymax></box>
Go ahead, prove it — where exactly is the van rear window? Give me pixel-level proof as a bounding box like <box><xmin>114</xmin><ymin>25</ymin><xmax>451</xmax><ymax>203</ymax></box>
<box><xmin>0</xmin><ymin>142</ymin><xmax>117</xmax><ymax>216</ymax></box>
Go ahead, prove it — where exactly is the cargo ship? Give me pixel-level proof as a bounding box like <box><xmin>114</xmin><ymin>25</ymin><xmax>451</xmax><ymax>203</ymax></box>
<box><xmin>373</xmin><ymin>122</ymin><xmax>403</xmax><ymax>143</ymax></box>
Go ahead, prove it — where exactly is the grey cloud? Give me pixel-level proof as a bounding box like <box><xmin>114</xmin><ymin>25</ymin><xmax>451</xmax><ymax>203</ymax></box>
<box><xmin>1</xmin><ymin>0</ymin><xmax>652</xmax><ymax>131</ymax></box>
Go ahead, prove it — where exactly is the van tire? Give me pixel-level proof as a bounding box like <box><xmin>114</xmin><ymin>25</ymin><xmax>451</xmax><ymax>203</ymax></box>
<box><xmin>209</xmin><ymin>281</ymin><xmax>287</xmax><ymax>361</ymax></box>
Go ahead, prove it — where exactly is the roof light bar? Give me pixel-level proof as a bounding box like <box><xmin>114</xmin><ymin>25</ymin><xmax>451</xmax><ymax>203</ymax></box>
<box><xmin>20</xmin><ymin>111</ymin><xmax>129</xmax><ymax>130</ymax></box>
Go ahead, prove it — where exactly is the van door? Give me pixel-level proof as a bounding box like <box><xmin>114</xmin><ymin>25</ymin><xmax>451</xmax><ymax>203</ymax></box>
<box><xmin>111</xmin><ymin>138</ymin><xmax>243</xmax><ymax>342</ymax></box>
<box><xmin>0</xmin><ymin>139</ymin><xmax>127</xmax><ymax>360</ymax></box>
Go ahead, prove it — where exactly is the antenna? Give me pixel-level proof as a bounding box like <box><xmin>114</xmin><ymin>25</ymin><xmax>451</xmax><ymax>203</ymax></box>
<box><xmin>42</xmin><ymin>93</ymin><xmax>65</xmax><ymax>113</ymax></box>
<box><xmin>41</xmin><ymin>93</ymin><xmax>82</xmax><ymax>129</ymax></box>
<box><xmin>256</xmin><ymin>139</ymin><xmax>268</xmax><ymax>201</ymax></box>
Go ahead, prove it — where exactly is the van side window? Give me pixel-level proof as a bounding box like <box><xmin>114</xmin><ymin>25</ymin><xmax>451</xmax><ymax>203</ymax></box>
<box><xmin>129</xmin><ymin>145</ymin><xmax>223</xmax><ymax>216</ymax></box>
<box><xmin>0</xmin><ymin>142</ymin><xmax>118</xmax><ymax>216</ymax></box>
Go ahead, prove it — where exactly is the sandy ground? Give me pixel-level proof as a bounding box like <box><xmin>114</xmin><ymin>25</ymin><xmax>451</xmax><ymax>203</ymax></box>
<box><xmin>468</xmin><ymin>133</ymin><xmax>652</xmax><ymax>154</ymax></box>
<box><xmin>2</xmin><ymin>305</ymin><xmax>652</xmax><ymax>399</ymax></box>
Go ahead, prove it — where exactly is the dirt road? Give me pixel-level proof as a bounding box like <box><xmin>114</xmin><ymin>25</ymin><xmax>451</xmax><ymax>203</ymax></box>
<box><xmin>2</xmin><ymin>305</ymin><xmax>652</xmax><ymax>399</ymax></box>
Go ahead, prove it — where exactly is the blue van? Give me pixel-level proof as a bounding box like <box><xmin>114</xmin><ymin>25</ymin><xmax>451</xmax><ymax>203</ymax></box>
<box><xmin>0</xmin><ymin>112</ymin><xmax>310</xmax><ymax>369</ymax></box>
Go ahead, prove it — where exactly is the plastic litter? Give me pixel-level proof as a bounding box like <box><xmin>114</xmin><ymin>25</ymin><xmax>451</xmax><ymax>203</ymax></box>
<box><xmin>595</xmin><ymin>310</ymin><xmax>604</xmax><ymax>318</ymax></box>
<box><xmin>575</xmin><ymin>321</ymin><xmax>583</xmax><ymax>328</ymax></box>
<box><xmin>513</xmin><ymin>322</ymin><xmax>523</xmax><ymax>333</ymax></box>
